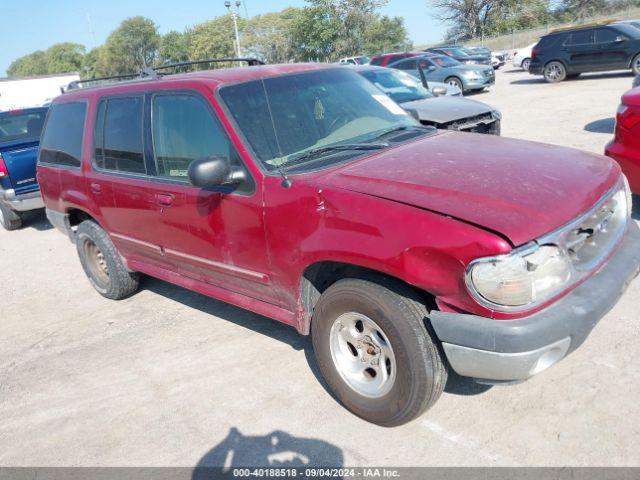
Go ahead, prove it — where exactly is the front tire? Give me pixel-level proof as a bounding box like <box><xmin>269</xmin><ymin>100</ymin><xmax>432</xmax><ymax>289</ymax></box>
<box><xmin>311</xmin><ymin>277</ymin><xmax>447</xmax><ymax>427</ymax></box>
<box><xmin>0</xmin><ymin>203</ymin><xmax>22</xmax><ymax>231</ymax></box>
<box><xmin>445</xmin><ymin>76</ymin><xmax>464</xmax><ymax>93</ymax></box>
<box><xmin>76</xmin><ymin>220</ymin><xmax>140</xmax><ymax>300</ymax></box>
<box><xmin>544</xmin><ymin>61</ymin><xmax>566</xmax><ymax>83</ymax></box>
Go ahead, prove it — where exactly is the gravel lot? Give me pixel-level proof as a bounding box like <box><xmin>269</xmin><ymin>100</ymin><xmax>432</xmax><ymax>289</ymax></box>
<box><xmin>1</xmin><ymin>67</ymin><xmax>639</xmax><ymax>468</ymax></box>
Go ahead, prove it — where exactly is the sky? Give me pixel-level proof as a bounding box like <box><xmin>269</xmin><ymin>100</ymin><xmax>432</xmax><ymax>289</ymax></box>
<box><xmin>0</xmin><ymin>0</ymin><xmax>448</xmax><ymax>76</ymax></box>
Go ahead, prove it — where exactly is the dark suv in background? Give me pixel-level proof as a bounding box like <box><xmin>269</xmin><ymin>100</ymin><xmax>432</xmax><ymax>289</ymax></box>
<box><xmin>529</xmin><ymin>23</ymin><xmax>640</xmax><ymax>83</ymax></box>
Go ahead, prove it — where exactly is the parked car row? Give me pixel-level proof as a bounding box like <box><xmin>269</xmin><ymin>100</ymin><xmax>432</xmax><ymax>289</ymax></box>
<box><xmin>0</xmin><ymin>57</ymin><xmax>634</xmax><ymax>427</ymax></box>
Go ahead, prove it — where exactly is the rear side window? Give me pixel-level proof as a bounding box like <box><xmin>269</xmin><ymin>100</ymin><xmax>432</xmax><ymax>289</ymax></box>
<box><xmin>565</xmin><ymin>30</ymin><xmax>593</xmax><ymax>45</ymax></box>
<box><xmin>537</xmin><ymin>35</ymin><xmax>561</xmax><ymax>49</ymax></box>
<box><xmin>394</xmin><ymin>59</ymin><xmax>417</xmax><ymax>70</ymax></box>
<box><xmin>0</xmin><ymin>110</ymin><xmax>47</xmax><ymax>143</ymax></box>
<box><xmin>39</xmin><ymin>102</ymin><xmax>87</xmax><ymax>168</ymax></box>
<box><xmin>94</xmin><ymin>96</ymin><xmax>145</xmax><ymax>174</ymax></box>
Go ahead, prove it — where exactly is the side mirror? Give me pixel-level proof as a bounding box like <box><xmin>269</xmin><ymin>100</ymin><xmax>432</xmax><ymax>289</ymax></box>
<box><xmin>432</xmin><ymin>86</ymin><xmax>448</xmax><ymax>97</ymax></box>
<box><xmin>188</xmin><ymin>155</ymin><xmax>246</xmax><ymax>188</ymax></box>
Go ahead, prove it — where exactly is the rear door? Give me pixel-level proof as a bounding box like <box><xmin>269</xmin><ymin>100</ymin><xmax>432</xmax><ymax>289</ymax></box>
<box><xmin>88</xmin><ymin>94</ymin><xmax>168</xmax><ymax>268</ymax></box>
<box><xmin>0</xmin><ymin>109</ymin><xmax>47</xmax><ymax>194</ymax></box>
<box><xmin>563</xmin><ymin>30</ymin><xmax>596</xmax><ymax>71</ymax></box>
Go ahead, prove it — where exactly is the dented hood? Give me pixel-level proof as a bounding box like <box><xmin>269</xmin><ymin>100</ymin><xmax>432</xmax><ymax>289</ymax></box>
<box><xmin>316</xmin><ymin>131</ymin><xmax>620</xmax><ymax>246</ymax></box>
<box><xmin>401</xmin><ymin>96</ymin><xmax>494</xmax><ymax>124</ymax></box>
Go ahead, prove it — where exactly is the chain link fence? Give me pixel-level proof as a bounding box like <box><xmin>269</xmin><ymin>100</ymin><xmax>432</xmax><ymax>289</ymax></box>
<box><xmin>419</xmin><ymin>6</ymin><xmax>640</xmax><ymax>53</ymax></box>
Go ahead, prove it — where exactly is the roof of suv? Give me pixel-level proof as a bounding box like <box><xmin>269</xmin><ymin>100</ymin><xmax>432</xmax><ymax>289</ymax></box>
<box><xmin>58</xmin><ymin>63</ymin><xmax>335</xmax><ymax>101</ymax></box>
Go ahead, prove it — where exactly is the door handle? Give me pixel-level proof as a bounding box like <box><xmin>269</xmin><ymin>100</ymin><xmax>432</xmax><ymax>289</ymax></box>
<box><xmin>90</xmin><ymin>182</ymin><xmax>102</xmax><ymax>194</ymax></box>
<box><xmin>156</xmin><ymin>193</ymin><xmax>174</xmax><ymax>207</ymax></box>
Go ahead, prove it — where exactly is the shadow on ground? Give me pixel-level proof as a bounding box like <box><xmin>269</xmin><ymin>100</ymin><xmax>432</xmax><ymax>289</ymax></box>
<box><xmin>512</xmin><ymin>70</ymin><xmax>633</xmax><ymax>86</ymax></box>
<box><xmin>445</xmin><ymin>371</ymin><xmax>492</xmax><ymax>396</ymax></box>
<box><xmin>584</xmin><ymin>117</ymin><xmax>615</xmax><ymax>134</ymax></box>
<box><xmin>20</xmin><ymin>209</ymin><xmax>52</xmax><ymax>231</ymax></box>
<box><xmin>192</xmin><ymin>427</ymin><xmax>343</xmax><ymax>479</ymax></box>
<box><xmin>142</xmin><ymin>278</ymin><xmax>306</xmax><ymax>351</ymax></box>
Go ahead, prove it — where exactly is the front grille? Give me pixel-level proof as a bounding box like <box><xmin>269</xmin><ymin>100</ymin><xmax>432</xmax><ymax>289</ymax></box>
<box><xmin>445</xmin><ymin>113</ymin><xmax>500</xmax><ymax>135</ymax></box>
<box><xmin>539</xmin><ymin>181</ymin><xmax>628</xmax><ymax>273</ymax></box>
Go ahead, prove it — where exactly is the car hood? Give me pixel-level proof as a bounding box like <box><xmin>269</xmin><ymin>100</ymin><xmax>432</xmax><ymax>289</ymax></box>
<box><xmin>401</xmin><ymin>96</ymin><xmax>494</xmax><ymax>124</ymax></box>
<box><xmin>315</xmin><ymin>132</ymin><xmax>620</xmax><ymax>246</ymax></box>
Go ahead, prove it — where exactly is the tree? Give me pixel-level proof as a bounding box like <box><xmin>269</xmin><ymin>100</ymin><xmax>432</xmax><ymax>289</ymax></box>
<box><xmin>243</xmin><ymin>8</ymin><xmax>302</xmax><ymax>63</ymax></box>
<box><xmin>290</xmin><ymin>0</ymin><xmax>401</xmax><ymax>60</ymax></box>
<box><xmin>101</xmin><ymin>16</ymin><xmax>160</xmax><ymax>74</ymax></box>
<box><xmin>185</xmin><ymin>15</ymin><xmax>246</xmax><ymax>62</ymax></box>
<box><xmin>362</xmin><ymin>15</ymin><xmax>411</xmax><ymax>54</ymax></box>
<box><xmin>45</xmin><ymin>43</ymin><xmax>85</xmax><ymax>74</ymax></box>
<box><xmin>7</xmin><ymin>51</ymin><xmax>48</xmax><ymax>77</ymax></box>
<box><xmin>81</xmin><ymin>47</ymin><xmax>105</xmax><ymax>78</ymax></box>
<box><xmin>159</xmin><ymin>31</ymin><xmax>190</xmax><ymax>64</ymax></box>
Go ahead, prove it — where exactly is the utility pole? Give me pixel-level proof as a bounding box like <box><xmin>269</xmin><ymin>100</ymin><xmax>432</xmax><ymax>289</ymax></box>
<box><xmin>225</xmin><ymin>1</ymin><xmax>242</xmax><ymax>59</ymax></box>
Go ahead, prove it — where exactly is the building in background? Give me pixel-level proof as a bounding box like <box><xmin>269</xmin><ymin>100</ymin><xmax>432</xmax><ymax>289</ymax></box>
<box><xmin>0</xmin><ymin>73</ymin><xmax>79</xmax><ymax>111</ymax></box>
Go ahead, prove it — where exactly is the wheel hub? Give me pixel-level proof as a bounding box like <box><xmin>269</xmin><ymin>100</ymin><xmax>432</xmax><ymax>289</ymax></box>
<box><xmin>329</xmin><ymin>312</ymin><xmax>396</xmax><ymax>398</ymax></box>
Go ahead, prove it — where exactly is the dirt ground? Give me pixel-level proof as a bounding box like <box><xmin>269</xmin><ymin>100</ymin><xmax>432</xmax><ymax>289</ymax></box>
<box><xmin>1</xmin><ymin>67</ymin><xmax>639</xmax><ymax>468</ymax></box>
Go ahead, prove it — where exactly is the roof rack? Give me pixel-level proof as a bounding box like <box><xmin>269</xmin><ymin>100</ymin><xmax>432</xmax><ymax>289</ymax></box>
<box><xmin>549</xmin><ymin>19</ymin><xmax>619</xmax><ymax>33</ymax></box>
<box><xmin>65</xmin><ymin>57</ymin><xmax>265</xmax><ymax>91</ymax></box>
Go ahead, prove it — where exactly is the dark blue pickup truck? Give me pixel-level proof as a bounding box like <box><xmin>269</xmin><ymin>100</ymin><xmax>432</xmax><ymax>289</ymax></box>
<box><xmin>0</xmin><ymin>107</ymin><xmax>48</xmax><ymax>230</ymax></box>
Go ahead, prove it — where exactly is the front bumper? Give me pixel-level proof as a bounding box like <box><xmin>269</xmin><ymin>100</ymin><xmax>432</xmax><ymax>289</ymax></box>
<box><xmin>0</xmin><ymin>188</ymin><xmax>44</xmax><ymax>212</ymax></box>
<box><xmin>464</xmin><ymin>76</ymin><xmax>495</xmax><ymax>90</ymax></box>
<box><xmin>430</xmin><ymin>221</ymin><xmax>640</xmax><ymax>383</ymax></box>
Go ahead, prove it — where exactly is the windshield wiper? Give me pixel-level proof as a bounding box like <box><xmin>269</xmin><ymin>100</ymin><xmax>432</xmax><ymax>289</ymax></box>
<box><xmin>371</xmin><ymin>124</ymin><xmax>433</xmax><ymax>142</ymax></box>
<box><xmin>283</xmin><ymin>142</ymin><xmax>389</xmax><ymax>169</ymax></box>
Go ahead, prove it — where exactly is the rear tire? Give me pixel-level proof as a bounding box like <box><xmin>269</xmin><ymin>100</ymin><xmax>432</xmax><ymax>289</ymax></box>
<box><xmin>544</xmin><ymin>61</ymin><xmax>566</xmax><ymax>83</ymax></box>
<box><xmin>0</xmin><ymin>204</ymin><xmax>22</xmax><ymax>231</ymax></box>
<box><xmin>632</xmin><ymin>53</ymin><xmax>640</xmax><ymax>76</ymax></box>
<box><xmin>311</xmin><ymin>277</ymin><xmax>447</xmax><ymax>427</ymax></box>
<box><xmin>76</xmin><ymin>220</ymin><xmax>140</xmax><ymax>300</ymax></box>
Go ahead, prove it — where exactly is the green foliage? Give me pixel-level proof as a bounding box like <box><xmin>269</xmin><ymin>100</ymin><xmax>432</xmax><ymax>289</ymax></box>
<box><xmin>290</xmin><ymin>0</ymin><xmax>409</xmax><ymax>60</ymax></box>
<box><xmin>159</xmin><ymin>31</ymin><xmax>190</xmax><ymax>64</ymax></box>
<box><xmin>101</xmin><ymin>16</ymin><xmax>160</xmax><ymax>75</ymax></box>
<box><xmin>44</xmin><ymin>43</ymin><xmax>85</xmax><ymax>74</ymax></box>
<box><xmin>243</xmin><ymin>8</ymin><xmax>301</xmax><ymax>63</ymax></box>
<box><xmin>184</xmin><ymin>14</ymin><xmax>245</xmax><ymax>61</ymax></box>
<box><xmin>7</xmin><ymin>51</ymin><xmax>48</xmax><ymax>77</ymax></box>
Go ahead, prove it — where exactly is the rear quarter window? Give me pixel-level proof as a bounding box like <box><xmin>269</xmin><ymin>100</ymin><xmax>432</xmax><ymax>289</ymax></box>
<box><xmin>0</xmin><ymin>111</ymin><xmax>47</xmax><ymax>143</ymax></box>
<box><xmin>39</xmin><ymin>102</ymin><xmax>87</xmax><ymax>168</ymax></box>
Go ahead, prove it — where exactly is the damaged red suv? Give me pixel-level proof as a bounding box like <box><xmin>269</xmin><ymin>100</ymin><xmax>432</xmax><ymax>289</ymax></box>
<box><xmin>37</xmin><ymin>61</ymin><xmax>640</xmax><ymax>426</ymax></box>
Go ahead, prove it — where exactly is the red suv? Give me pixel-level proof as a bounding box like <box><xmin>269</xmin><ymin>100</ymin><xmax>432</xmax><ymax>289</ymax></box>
<box><xmin>37</xmin><ymin>61</ymin><xmax>640</xmax><ymax>426</ymax></box>
<box><xmin>606</xmin><ymin>87</ymin><xmax>640</xmax><ymax>193</ymax></box>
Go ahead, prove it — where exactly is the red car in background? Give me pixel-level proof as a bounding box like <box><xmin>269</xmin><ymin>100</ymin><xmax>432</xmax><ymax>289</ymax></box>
<box><xmin>607</xmin><ymin>87</ymin><xmax>640</xmax><ymax>194</ymax></box>
<box><xmin>369</xmin><ymin>52</ymin><xmax>423</xmax><ymax>67</ymax></box>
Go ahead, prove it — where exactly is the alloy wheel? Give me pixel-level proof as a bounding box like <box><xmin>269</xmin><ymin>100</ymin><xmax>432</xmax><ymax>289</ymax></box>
<box><xmin>329</xmin><ymin>312</ymin><xmax>397</xmax><ymax>398</ymax></box>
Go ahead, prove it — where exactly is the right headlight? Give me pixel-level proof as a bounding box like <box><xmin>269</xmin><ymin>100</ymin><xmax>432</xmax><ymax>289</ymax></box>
<box><xmin>466</xmin><ymin>177</ymin><xmax>630</xmax><ymax>311</ymax></box>
<box><xmin>467</xmin><ymin>244</ymin><xmax>572</xmax><ymax>309</ymax></box>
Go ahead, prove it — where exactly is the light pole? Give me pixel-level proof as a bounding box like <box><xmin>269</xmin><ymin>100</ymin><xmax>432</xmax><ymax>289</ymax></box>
<box><xmin>225</xmin><ymin>0</ymin><xmax>242</xmax><ymax>59</ymax></box>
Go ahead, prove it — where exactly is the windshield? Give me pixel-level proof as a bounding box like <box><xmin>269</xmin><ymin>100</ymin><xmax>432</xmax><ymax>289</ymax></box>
<box><xmin>360</xmin><ymin>69</ymin><xmax>432</xmax><ymax>104</ymax></box>
<box><xmin>219</xmin><ymin>69</ymin><xmax>418</xmax><ymax>171</ymax></box>
<box><xmin>430</xmin><ymin>55</ymin><xmax>461</xmax><ymax>68</ymax></box>
<box><xmin>0</xmin><ymin>110</ymin><xmax>47</xmax><ymax>144</ymax></box>
<box><xmin>443</xmin><ymin>47</ymin><xmax>470</xmax><ymax>58</ymax></box>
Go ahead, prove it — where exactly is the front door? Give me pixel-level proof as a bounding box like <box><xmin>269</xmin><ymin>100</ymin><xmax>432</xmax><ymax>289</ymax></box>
<box><xmin>144</xmin><ymin>90</ymin><xmax>280</xmax><ymax>306</ymax></box>
<box><xmin>593</xmin><ymin>28</ymin><xmax>631</xmax><ymax>70</ymax></box>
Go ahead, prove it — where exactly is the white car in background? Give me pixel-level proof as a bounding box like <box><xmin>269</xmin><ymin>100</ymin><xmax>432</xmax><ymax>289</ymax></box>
<box><xmin>512</xmin><ymin>42</ymin><xmax>537</xmax><ymax>71</ymax></box>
